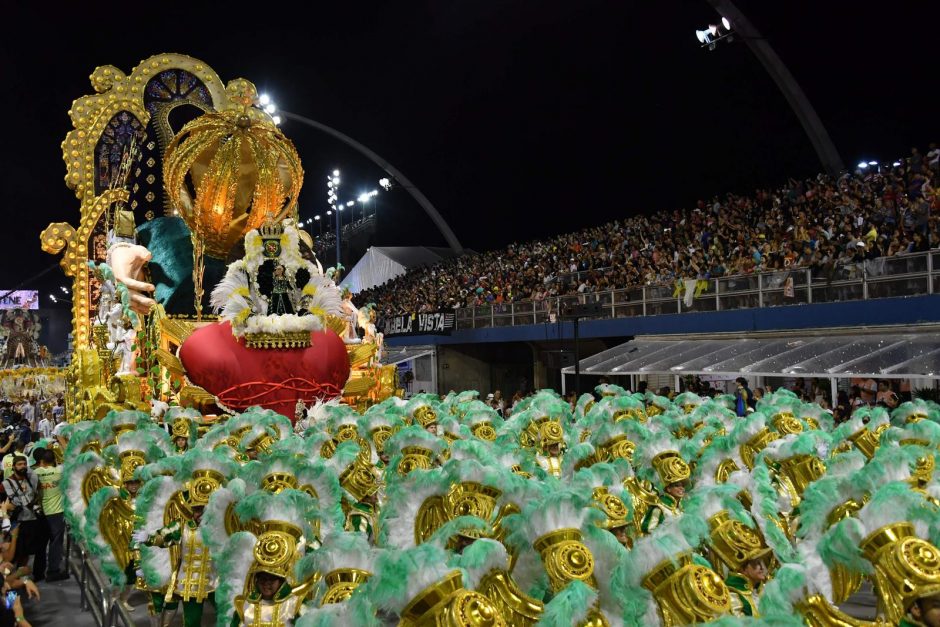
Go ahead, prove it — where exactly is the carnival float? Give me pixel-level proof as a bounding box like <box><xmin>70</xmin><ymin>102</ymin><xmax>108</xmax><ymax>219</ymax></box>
<box><xmin>41</xmin><ymin>54</ymin><xmax>940</xmax><ymax>627</ymax></box>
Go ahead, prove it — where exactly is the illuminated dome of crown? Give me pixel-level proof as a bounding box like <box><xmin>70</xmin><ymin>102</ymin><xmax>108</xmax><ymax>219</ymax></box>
<box><xmin>162</xmin><ymin>79</ymin><xmax>304</xmax><ymax>259</ymax></box>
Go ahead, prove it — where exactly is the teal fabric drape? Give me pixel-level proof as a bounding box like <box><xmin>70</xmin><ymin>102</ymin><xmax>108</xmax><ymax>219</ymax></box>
<box><xmin>137</xmin><ymin>217</ymin><xmax>228</xmax><ymax>316</ymax></box>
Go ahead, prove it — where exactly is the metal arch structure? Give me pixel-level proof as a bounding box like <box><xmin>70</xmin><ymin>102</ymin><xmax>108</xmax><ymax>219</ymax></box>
<box><xmin>705</xmin><ymin>0</ymin><xmax>846</xmax><ymax>176</ymax></box>
<box><xmin>281</xmin><ymin>110</ymin><xmax>464</xmax><ymax>254</ymax></box>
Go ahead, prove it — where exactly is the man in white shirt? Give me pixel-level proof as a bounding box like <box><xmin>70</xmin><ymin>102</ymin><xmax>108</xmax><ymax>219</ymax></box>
<box><xmin>20</xmin><ymin>401</ymin><xmax>35</xmax><ymax>430</ymax></box>
<box><xmin>37</xmin><ymin>413</ymin><xmax>54</xmax><ymax>439</ymax></box>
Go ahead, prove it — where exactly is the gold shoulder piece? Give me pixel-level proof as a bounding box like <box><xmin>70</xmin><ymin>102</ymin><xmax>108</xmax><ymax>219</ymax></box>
<box><xmin>100</xmin><ymin>496</ymin><xmax>136</xmax><ymax>570</ymax></box>
<box><xmin>414</xmin><ymin>495</ymin><xmax>448</xmax><ymax>545</ymax></box>
<box><xmin>82</xmin><ymin>466</ymin><xmax>119</xmax><ymax>505</ymax></box>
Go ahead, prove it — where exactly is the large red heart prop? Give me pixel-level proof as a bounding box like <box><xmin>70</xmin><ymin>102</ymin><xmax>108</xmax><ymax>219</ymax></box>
<box><xmin>179</xmin><ymin>321</ymin><xmax>350</xmax><ymax>420</ymax></box>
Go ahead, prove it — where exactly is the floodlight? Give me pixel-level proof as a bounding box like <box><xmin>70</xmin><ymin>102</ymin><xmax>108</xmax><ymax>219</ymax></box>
<box><xmin>721</xmin><ymin>17</ymin><xmax>731</xmax><ymax>30</ymax></box>
<box><xmin>263</xmin><ymin>103</ymin><xmax>276</xmax><ymax>114</ymax></box>
<box><xmin>259</xmin><ymin>94</ymin><xmax>271</xmax><ymax>106</ymax></box>
<box><xmin>272</xmin><ymin>115</ymin><xmax>281</xmax><ymax>125</ymax></box>
<box><xmin>315</xmin><ymin>215</ymin><xmax>321</xmax><ymax>220</ymax></box>
<box><xmin>333</xmin><ymin>169</ymin><xmax>340</xmax><ymax>176</ymax></box>
<box><xmin>857</xmin><ymin>161</ymin><xmax>869</xmax><ymax>169</ymax></box>
<box><xmin>696</xmin><ymin>29</ymin><xmax>708</xmax><ymax>43</ymax></box>
<box><xmin>708</xmin><ymin>24</ymin><xmax>718</xmax><ymax>36</ymax></box>
<box><xmin>867</xmin><ymin>161</ymin><xmax>878</xmax><ymax>166</ymax></box>
<box><xmin>346</xmin><ymin>201</ymin><xmax>355</xmax><ymax>206</ymax></box>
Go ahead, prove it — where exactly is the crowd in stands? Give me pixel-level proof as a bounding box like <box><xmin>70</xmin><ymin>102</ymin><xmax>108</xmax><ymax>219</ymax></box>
<box><xmin>0</xmin><ymin>397</ymin><xmax>68</xmax><ymax>627</ymax></box>
<box><xmin>356</xmin><ymin>145</ymin><xmax>940</xmax><ymax>314</ymax></box>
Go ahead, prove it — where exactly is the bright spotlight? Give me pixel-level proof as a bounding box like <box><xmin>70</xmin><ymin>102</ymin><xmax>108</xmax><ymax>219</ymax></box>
<box><xmin>721</xmin><ymin>17</ymin><xmax>731</xmax><ymax>30</ymax></box>
<box><xmin>857</xmin><ymin>161</ymin><xmax>869</xmax><ymax>169</ymax></box>
<box><xmin>60</xmin><ymin>286</ymin><xmax>68</xmax><ymax>293</ymax></box>
<box><xmin>263</xmin><ymin>103</ymin><xmax>276</xmax><ymax>114</ymax></box>
<box><xmin>315</xmin><ymin>215</ymin><xmax>321</xmax><ymax>220</ymax></box>
<box><xmin>332</xmin><ymin>169</ymin><xmax>340</xmax><ymax>177</ymax></box>
<box><xmin>370</xmin><ymin>189</ymin><xmax>378</xmax><ymax>197</ymax></box>
<box><xmin>332</xmin><ymin>177</ymin><xmax>340</xmax><ymax>185</ymax></box>
<box><xmin>259</xmin><ymin>94</ymin><xmax>271</xmax><ymax>105</ymax></box>
<box><xmin>696</xmin><ymin>29</ymin><xmax>708</xmax><ymax>44</ymax></box>
<box><xmin>357</xmin><ymin>193</ymin><xmax>369</xmax><ymax>203</ymax></box>
<box><xmin>893</xmin><ymin>161</ymin><xmax>902</xmax><ymax>167</ymax></box>
<box><xmin>346</xmin><ymin>201</ymin><xmax>355</xmax><ymax>207</ymax></box>
<box><xmin>378</xmin><ymin>177</ymin><xmax>391</xmax><ymax>190</ymax></box>
<box><xmin>867</xmin><ymin>160</ymin><xmax>878</xmax><ymax>166</ymax></box>
<box><xmin>326</xmin><ymin>210</ymin><xmax>332</xmax><ymax>215</ymax></box>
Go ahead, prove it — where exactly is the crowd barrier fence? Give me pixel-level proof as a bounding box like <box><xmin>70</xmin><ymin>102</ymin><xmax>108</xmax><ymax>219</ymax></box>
<box><xmin>453</xmin><ymin>250</ymin><xmax>939</xmax><ymax>329</ymax></box>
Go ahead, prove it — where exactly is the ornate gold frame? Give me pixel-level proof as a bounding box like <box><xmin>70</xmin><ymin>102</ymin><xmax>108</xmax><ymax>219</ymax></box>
<box><xmin>40</xmin><ymin>54</ymin><xmax>233</xmax><ymax>348</ymax></box>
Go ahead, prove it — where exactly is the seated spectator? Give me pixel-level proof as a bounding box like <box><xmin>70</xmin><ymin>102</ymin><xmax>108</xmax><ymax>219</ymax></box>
<box><xmin>354</xmin><ymin>147</ymin><xmax>939</xmax><ymax>318</ymax></box>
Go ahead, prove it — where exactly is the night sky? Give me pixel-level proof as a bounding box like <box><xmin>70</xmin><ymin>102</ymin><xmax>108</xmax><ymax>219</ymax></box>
<box><xmin>2</xmin><ymin>1</ymin><xmax>936</xmax><ymax>306</ymax></box>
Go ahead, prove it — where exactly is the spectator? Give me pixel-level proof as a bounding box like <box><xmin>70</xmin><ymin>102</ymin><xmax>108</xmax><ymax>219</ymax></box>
<box><xmin>354</xmin><ymin>148</ymin><xmax>940</xmax><ymax>318</ymax></box>
<box><xmin>34</xmin><ymin>450</ymin><xmax>66</xmax><ymax>582</ymax></box>
<box><xmin>2</xmin><ymin>456</ymin><xmax>43</xmax><ymax>580</ymax></box>
<box><xmin>734</xmin><ymin>377</ymin><xmax>753</xmax><ymax>417</ymax></box>
<box><xmin>35</xmin><ymin>414</ymin><xmax>53</xmax><ymax>441</ymax></box>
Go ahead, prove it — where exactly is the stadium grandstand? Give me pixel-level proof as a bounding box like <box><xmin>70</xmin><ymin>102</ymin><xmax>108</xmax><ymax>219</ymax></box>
<box><xmin>356</xmin><ymin>145</ymin><xmax>939</xmax><ymax>315</ymax></box>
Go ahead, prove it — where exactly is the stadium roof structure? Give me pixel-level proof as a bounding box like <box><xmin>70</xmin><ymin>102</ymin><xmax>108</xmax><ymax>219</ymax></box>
<box><xmin>562</xmin><ymin>330</ymin><xmax>940</xmax><ymax>380</ymax></box>
<box><xmin>382</xmin><ymin>344</ymin><xmax>436</xmax><ymax>367</ymax></box>
<box><xmin>342</xmin><ymin>246</ymin><xmax>464</xmax><ymax>294</ymax></box>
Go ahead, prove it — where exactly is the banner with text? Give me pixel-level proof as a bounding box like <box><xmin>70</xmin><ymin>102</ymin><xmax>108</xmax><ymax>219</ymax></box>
<box><xmin>381</xmin><ymin>310</ymin><xmax>456</xmax><ymax>337</ymax></box>
<box><xmin>0</xmin><ymin>291</ymin><xmax>39</xmax><ymax>310</ymax></box>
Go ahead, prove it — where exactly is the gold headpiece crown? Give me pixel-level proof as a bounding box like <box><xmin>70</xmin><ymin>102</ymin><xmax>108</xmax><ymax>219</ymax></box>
<box><xmin>248</xmin><ymin>520</ymin><xmax>304</xmax><ymax>583</ymax></box>
<box><xmin>707</xmin><ymin>510</ymin><xmax>771</xmax><ymax>573</ymax></box>
<box><xmin>651</xmin><ymin>451</ymin><xmax>691</xmax><ymax>486</ymax></box>
<box><xmin>163</xmin><ymin>98</ymin><xmax>303</xmax><ymax>259</ymax></box>
<box><xmin>187</xmin><ymin>468</ymin><xmax>225</xmax><ymax>508</ymax></box>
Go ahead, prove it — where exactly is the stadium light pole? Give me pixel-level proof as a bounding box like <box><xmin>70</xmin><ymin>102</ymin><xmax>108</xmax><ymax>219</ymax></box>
<box><xmin>702</xmin><ymin>0</ymin><xmax>845</xmax><ymax>176</ymax></box>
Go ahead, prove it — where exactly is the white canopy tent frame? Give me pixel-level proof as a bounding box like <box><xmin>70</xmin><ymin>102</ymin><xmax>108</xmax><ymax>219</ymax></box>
<box><xmin>561</xmin><ymin>329</ymin><xmax>940</xmax><ymax>398</ymax></box>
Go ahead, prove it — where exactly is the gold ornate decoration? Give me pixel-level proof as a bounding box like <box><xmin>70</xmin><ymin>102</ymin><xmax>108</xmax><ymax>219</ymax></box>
<box><xmin>187</xmin><ymin>468</ymin><xmax>224</xmax><ymax>507</ymax></box>
<box><xmin>796</xmin><ymin>594</ymin><xmax>890</xmax><ymax>626</ymax></box>
<box><xmin>162</xmin><ymin>88</ymin><xmax>302</xmax><ymax>316</ymax></box>
<box><xmin>471</xmin><ymin>422</ymin><xmax>497</xmax><ymax>441</ymax></box>
<box><xmin>538</xmin><ymin>421</ymin><xmax>565</xmax><ymax>449</ymax></box>
<box><xmin>172</xmin><ymin>417</ymin><xmax>192</xmax><ymax>439</ymax></box>
<box><xmin>642</xmin><ymin>551</ymin><xmax>731</xmax><ymax>625</ymax></box>
<box><xmin>771</xmin><ymin>412</ymin><xmax>804</xmax><ymax>435</ymax></box>
<box><xmin>715</xmin><ymin>458</ymin><xmax>740</xmax><ymax>484</ymax></box>
<box><xmin>651</xmin><ymin>451</ymin><xmax>691</xmax><ymax>486</ymax></box>
<box><xmin>858</xmin><ymin>522</ymin><xmax>940</xmax><ymax>625</ymax></box>
<box><xmin>477</xmin><ymin>570</ymin><xmax>543</xmax><ymax>627</ymax></box>
<box><xmin>398</xmin><ymin>446</ymin><xmax>436</xmax><ymax>476</ymax></box>
<box><xmin>42</xmin><ymin>55</ymin><xmax>229</xmax><ymax>347</ymax></box>
<box><xmin>740</xmin><ymin>427</ymin><xmax>779</xmax><ymax>470</ymax></box>
<box><xmin>249</xmin><ymin>521</ymin><xmax>303</xmax><ymax>581</ymax></box>
<box><xmin>320</xmin><ymin>568</ymin><xmax>372</xmax><ymax>605</ymax></box>
<box><xmin>776</xmin><ymin>454</ymin><xmax>827</xmax><ymax>501</ymax></box>
<box><xmin>591</xmin><ymin>487</ymin><xmax>630</xmax><ymax>531</ymax></box>
<box><xmin>260</xmin><ymin>472</ymin><xmax>299</xmax><ymax>494</ymax></box>
<box><xmin>119</xmin><ymin>450</ymin><xmax>147</xmax><ymax>482</ymax></box>
<box><xmin>244</xmin><ymin>331</ymin><xmax>311</xmax><ymax>349</ymax></box>
<box><xmin>99</xmin><ymin>495</ymin><xmax>137</xmax><ymax>570</ymax></box>
<box><xmin>533</xmin><ymin>529</ymin><xmax>597</xmax><ymax>592</ymax></box>
<box><xmin>707</xmin><ymin>510</ymin><xmax>770</xmax><ymax>573</ymax></box>
<box><xmin>399</xmin><ymin>570</ymin><xmax>506</xmax><ymax>627</ymax></box>
<box><xmin>602</xmin><ymin>434</ymin><xmax>636</xmax><ymax>462</ymax></box>
<box><xmin>339</xmin><ymin>456</ymin><xmax>380</xmax><ymax>502</ymax></box>
<box><xmin>413</xmin><ymin>405</ymin><xmax>438</xmax><ymax>428</ymax></box>
<box><xmin>847</xmin><ymin>427</ymin><xmax>880</xmax><ymax>461</ymax></box>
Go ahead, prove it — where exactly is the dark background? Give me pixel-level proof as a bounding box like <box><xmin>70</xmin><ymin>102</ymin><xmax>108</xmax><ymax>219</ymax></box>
<box><xmin>1</xmin><ymin>1</ymin><xmax>937</xmax><ymax>312</ymax></box>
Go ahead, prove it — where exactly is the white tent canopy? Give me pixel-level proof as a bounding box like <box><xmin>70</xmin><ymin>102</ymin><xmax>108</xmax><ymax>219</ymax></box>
<box><xmin>562</xmin><ymin>332</ymin><xmax>940</xmax><ymax>380</ymax></box>
<box><xmin>342</xmin><ymin>246</ymin><xmax>456</xmax><ymax>294</ymax></box>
